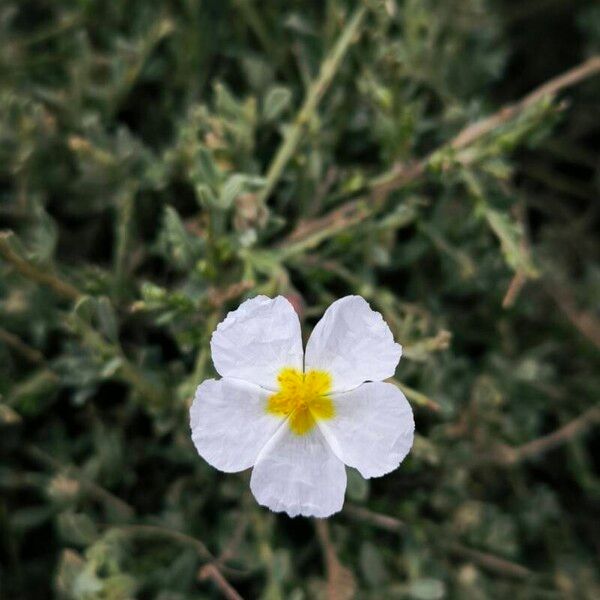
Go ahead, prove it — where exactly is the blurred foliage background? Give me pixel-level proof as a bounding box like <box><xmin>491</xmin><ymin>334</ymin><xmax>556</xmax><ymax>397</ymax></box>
<box><xmin>1</xmin><ymin>1</ymin><xmax>599</xmax><ymax>598</ymax></box>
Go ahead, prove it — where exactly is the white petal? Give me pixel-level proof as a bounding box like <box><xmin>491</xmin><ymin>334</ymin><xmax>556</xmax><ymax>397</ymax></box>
<box><xmin>190</xmin><ymin>378</ymin><xmax>283</xmax><ymax>473</ymax></box>
<box><xmin>305</xmin><ymin>296</ymin><xmax>402</xmax><ymax>392</ymax></box>
<box><xmin>211</xmin><ymin>295</ymin><xmax>303</xmax><ymax>389</ymax></box>
<box><xmin>318</xmin><ymin>382</ymin><xmax>414</xmax><ymax>479</ymax></box>
<box><xmin>250</xmin><ymin>425</ymin><xmax>347</xmax><ymax>518</ymax></box>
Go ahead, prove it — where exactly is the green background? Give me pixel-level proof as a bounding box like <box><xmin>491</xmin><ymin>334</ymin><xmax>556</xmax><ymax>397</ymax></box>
<box><xmin>1</xmin><ymin>1</ymin><xmax>599</xmax><ymax>598</ymax></box>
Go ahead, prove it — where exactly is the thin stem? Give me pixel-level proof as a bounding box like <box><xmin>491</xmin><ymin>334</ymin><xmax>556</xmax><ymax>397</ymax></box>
<box><xmin>257</xmin><ymin>6</ymin><xmax>367</xmax><ymax>207</ymax></box>
<box><xmin>0</xmin><ymin>231</ymin><xmax>81</xmax><ymax>301</ymax></box>
<box><xmin>191</xmin><ymin>311</ymin><xmax>221</xmax><ymax>386</ymax></box>
<box><xmin>502</xmin><ymin>200</ymin><xmax>531</xmax><ymax>308</ymax></box>
<box><xmin>198</xmin><ymin>564</ymin><xmax>245</xmax><ymax>600</ymax></box>
<box><xmin>280</xmin><ymin>55</ymin><xmax>600</xmax><ymax>251</ymax></box>
<box><xmin>450</xmin><ymin>55</ymin><xmax>600</xmax><ymax>150</ymax></box>
<box><xmin>116</xmin><ymin>524</ymin><xmax>212</xmax><ymax>561</ymax></box>
<box><xmin>391</xmin><ymin>379</ymin><xmax>442</xmax><ymax>413</ymax></box>
<box><xmin>545</xmin><ymin>283</ymin><xmax>600</xmax><ymax>350</ymax></box>
<box><xmin>0</xmin><ymin>327</ymin><xmax>45</xmax><ymax>364</ymax></box>
<box><xmin>343</xmin><ymin>503</ymin><xmax>404</xmax><ymax>533</ymax></box>
<box><xmin>491</xmin><ymin>406</ymin><xmax>600</xmax><ymax>466</ymax></box>
<box><xmin>112</xmin><ymin>524</ymin><xmax>247</xmax><ymax>595</ymax></box>
<box><xmin>444</xmin><ymin>541</ymin><xmax>532</xmax><ymax>579</ymax></box>
<box><xmin>113</xmin><ymin>186</ymin><xmax>136</xmax><ymax>299</ymax></box>
<box><xmin>26</xmin><ymin>445</ymin><xmax>134</xmax><ymax>518</ymax></box>
<box><xmin>314</xmin><ymin>519</ymin><xmax>356</xmax><ymax>600</ymax></box>
<box><xmin>234</xmin><ymin>0</ymin><xmax>288</xmax><ymax>78</ymax></box>
<box><xmin>343</xmin><ymin>504</ymin><xmax>533</xmax><ymax>580</ymax></box>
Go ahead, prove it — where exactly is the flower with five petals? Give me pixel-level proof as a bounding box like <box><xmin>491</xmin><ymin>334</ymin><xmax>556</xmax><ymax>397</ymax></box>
<box><xmin>190</xmin><ymin>295</ymin><xmax>414</xmax><ymax>518</ymax></box>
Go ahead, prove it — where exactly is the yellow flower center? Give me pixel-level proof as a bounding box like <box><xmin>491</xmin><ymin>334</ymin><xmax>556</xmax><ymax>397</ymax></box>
<box><xmin>267</xmin><ymin>367</ymin><xmax>334</xmax><ymax>435</ymax></box>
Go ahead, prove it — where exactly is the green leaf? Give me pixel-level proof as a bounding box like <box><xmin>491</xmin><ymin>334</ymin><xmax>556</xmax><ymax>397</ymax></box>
<box><xmin>263</xmin><ymin>86</ymin><xmax>292</xmax><ymax>121</ymax></box>
<box><xmin>408</xmin><ymin>578</ymin><xmax>446</xmax><ymax>600</ymax></box>
<box><xmin>483</xmin><ymin>206</ymin><xmax>538</xmax><ymax>277</ymax></box>
<box><xmin>96</xmin><ymin>296</ymin><xmax>119</xmax><ymax>343</ymax></box>
<box><xmin>159</xmin><ymin>206</ymin><xmax>200</xmax><ymax>269</ymax></box>
<box><xmin>57</xmin><ymin>512</ymin><xmax>99</xmax><ymax>546</ymax></box>
<box><xmin>192</xmin><ymin>147</ymin><xmax>221</xmax><ymax>189</ymax></box>
<box><xmin>220</xmin><ymin>174</ymin><xmax>246</xmax><ymax>209</ymax></box>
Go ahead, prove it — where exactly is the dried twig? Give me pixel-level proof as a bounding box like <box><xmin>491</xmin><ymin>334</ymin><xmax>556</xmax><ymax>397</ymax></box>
<box><xmin>502</xmin><ymin>201</ymin><xmax>531</xmax><ymax>308</ymax></box>
<box><xmin>444</xmin><ymin>542</ymin><xmax>532</xmax><ymax>579</ymax></box>
<box><xmin>282</xmin><ymin>55</ymin><xmax>600</xmax><ymax>252</ymax></box>
<box><xmin>198</xmin><ymin>564</ymin><xmax>244</xmax><ymax>600</ymax></box>
<box><xmin>314</xmin><ymin>519</ymin><xmax>357</xmax><ymax>600</ymax></box>
<box><xmin>343</xmin><ymin>503</ymin><xmax>404</xmax><ymax>533</ymax></box>
<box><xmin>545</xmin><ymin>283</ymin><xmax>600</xmax><ymax>350</ymax></box>
<box><xmin>280</xmin><ymin>201</ymin><xmax>371</xmax><ymax>256</ymax></box>
<box><xmin>449</xmin><ymin>55</ymin><xmax>600</xmax><ymax>150</ymax></box>
<box><xmin>491</xmin><ymin>405</ymin><xmax>600</xmax><ymax>466</ymax></box>
<box><xmin>502</xmin><ymin>271</ymin><xmax>528</xmax><ymax>309</ymax></box>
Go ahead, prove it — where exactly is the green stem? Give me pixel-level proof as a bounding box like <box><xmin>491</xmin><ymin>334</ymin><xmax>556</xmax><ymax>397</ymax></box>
<box><xmin>0</xmin><ymin>231</ymin><xmax>81</xmax><ymax>301</ymax></box>
<box><xmin>113</xmin><ymin>186</ymin><xmax>137</xmax><ymax>299</ymax></box>
<box><xmin>256</xmin><ymin>6</ymin><xmax>367</xmax><ymax>207</ymax></box>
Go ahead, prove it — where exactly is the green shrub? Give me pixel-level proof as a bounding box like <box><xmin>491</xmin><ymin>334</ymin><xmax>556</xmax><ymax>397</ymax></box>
<box><xmin>1</xmin><ymin>1</ymin><xmax>599</xmax><ymax>598</ymax></box>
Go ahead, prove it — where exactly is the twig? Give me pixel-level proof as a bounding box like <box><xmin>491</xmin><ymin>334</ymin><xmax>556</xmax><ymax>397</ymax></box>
<box><xmin>116</xmin><ymin>524</ymin><xmax>212</xmax><ymax>561</ymax></box>
<box><xmin>491</xmin><ymin>406</ymin><xmax>600</xmax><ymax>466</ymax></box>
<box><xmin>216</xmin><ymin>511</ymin><xmax>250</xmax><ymax>566</ymax></box>
<box><xmin>26</xmin><ymin>445</ymin><xmax>134</xmax><ymax>519</ymax></box>
<box><xmin>308</xmin><ymin>166</ymin><xmax>339</xmax><ymax>217</ymax></box>
<box><xmin>281</xmin><ymin>55</ymin><xmax>600</xmax><ymax>252</ymax></box>
<box><xmin>444</xmin><ymin>541</ymin><xmax>532</xmax><ymax>579</ymax></box>
<box><xmin>343</xmin><ymin>503</ymin><xmax>404</xmax><ymax>533</ymax></box>
<box><xmin>377</xmin><ymin>56</ymin><xmax>600</xmax><ymax>190</ymax></box>
<box><xmin>0</xmin><ymin>231</ymin><xmax>81</xmax><ymax>301</ymax></box>
<box><xmin>0</xmin><ymin>327</ymin><xmax>45</xmax><ymax>364</ymax></box>
<box><xmin>450</xmin><ymin>55</ymin><xmax>600</xmax><ymax>150</ymax></box>
<box><xmin>207</xmin><ymin>280</ymin><xmax>255</xmax><ymax>308</ymax></box>
<box><xmin>279</xmin><ymin>201</ymin><xmax>370</xmax><ymax>256</ymax></box>
<box><xmin>314</xmin><ymin>520</ymin><xmax>356</xmax><ymax>600</ymax></box>
<box><xmin>502</xmin><ymin>200</ymin><xmax>532</xmax><ymax>308</ymax></box>
<box><xmin>257</xmin><ymin>6</ymin><xmax>367</xmax><ymax>207</ymax></box>
<box><xmin>112</xmin><ymin>523</ymin><xmax>247</xmax><ymax>597</ymax></box>
<box><xmin>545</xmin><ymin>283</ymin><xmax>600</xmax><ymax>350</ymax></box>
<box><xmin>198</xmin><ymin>563</ymin><xmax>244</xmax><ymax>600</ymax></box>
<box><xmin>190</xmin><ymin>310</ymin><xmax>221</xmax><ymax>392</ymax></box>
<box><xmin>110</xmin><ymin>523</ymin><xmax>248</xmax><ymax>580</ymax></box>
<box><xmin>342</xmin><ymin>504</ymin><xmax>532</xmax><ymax>580</ymax></box>
<box><xmin>502</xmin><ymin>271</ymin><xmax>528</xmax><ymax>309</ymax></box>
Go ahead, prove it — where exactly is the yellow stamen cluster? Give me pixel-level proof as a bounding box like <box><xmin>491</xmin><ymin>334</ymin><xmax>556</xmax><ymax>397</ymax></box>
<box><xmin>267</xmin><ymin>367</ymin><xmax>334</xmax><ymax>435</ymax></box>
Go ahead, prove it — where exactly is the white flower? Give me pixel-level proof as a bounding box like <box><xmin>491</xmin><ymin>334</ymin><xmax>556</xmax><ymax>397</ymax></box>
<box><xmin>190</xmin><ymin>295</ymin><xmax>415</xmax><ymax>518</ymax></box>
